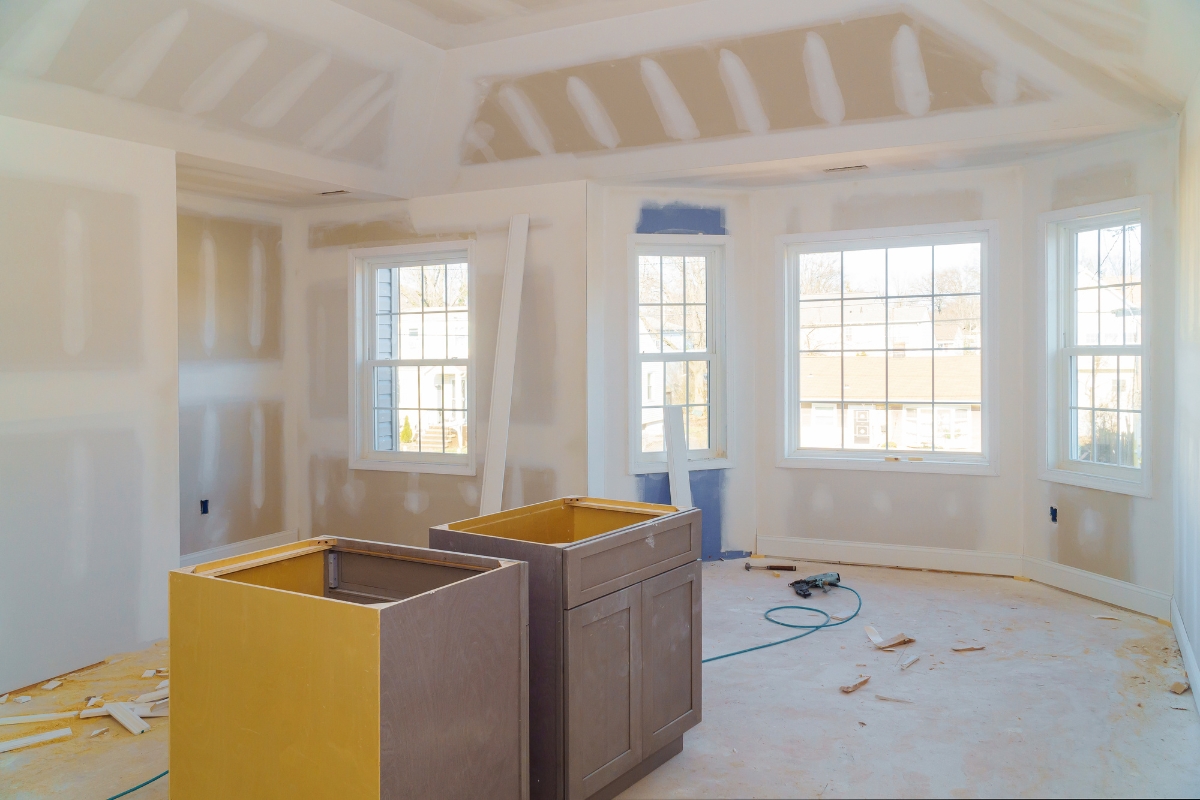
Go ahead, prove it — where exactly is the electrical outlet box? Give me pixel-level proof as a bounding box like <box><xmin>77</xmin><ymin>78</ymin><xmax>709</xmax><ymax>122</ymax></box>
<box><xmin>1050</xmin><ymin>506</ymin><xmax>1058</xmax><ymax>524</ymax></box>
<box><xmin>200</xmin><ymin>499</ymin><xmax>209</xmax><ymax>515</ymax></box>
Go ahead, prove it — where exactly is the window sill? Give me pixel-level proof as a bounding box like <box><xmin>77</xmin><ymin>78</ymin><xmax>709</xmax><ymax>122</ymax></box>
<box><xmin>630</xmin><ymin>457</ymin><xmax>732</xmax><ymax>476</ymax></box>
<box><xmin>350</xmin><ymin>457</ymin><xmax>476</xmax><ymax>476</ymax></box>
<box><xmin>778</xmin><ymin>452</ymin><xmax>996</xmax><ymax>476</ymax></box>
<box><xmin>1038</xmin><ymin>466</ymin><xmax>1149</xmax><ymax>497</ymax></box>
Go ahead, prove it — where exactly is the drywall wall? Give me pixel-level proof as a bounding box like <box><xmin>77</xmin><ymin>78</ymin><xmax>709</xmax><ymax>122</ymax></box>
<box><xmin>291</xmin><ymin>181</ymin><xmax>587</xmax><ymax>544</ymax></box>
<box><xmin>749</xmin><ymin>167</ymin><xmax>1025</xmax><ymax>557</ymax></box>
<box><xmin>1177</xmin><ymin>76</ymin><xmax>1200</xmax><ymax>667</ymax></box>
<box><xmin>1022</xmin><ymin>130</ymin><xmax>1176</xmax><ymax>593</ymax></box>
<box><xmin>176</xmin><ymin>195</ymin><xmax>290</xmax><ymax>557</ymax></box>
<box><xmin>0</xmin><ymin>115</ymin><xmax>178</xmax><ymax>692</ymax></box>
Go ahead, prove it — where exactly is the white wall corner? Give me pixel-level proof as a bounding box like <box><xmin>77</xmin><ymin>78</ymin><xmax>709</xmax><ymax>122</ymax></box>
<box><xmin>179</xmin><ymin>529</ymin><xmax>299</xmax><ymax>568</ymax></box>
<box><xmin>1172</xmin><ymin>597</ymin><xmax>1199</xmax><ymax>713</ymax></box>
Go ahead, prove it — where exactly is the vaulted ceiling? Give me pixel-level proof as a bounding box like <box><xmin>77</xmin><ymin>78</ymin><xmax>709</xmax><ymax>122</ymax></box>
<box><xmin>2</xmin><ymin>0</ymin><xmax>1197</xmax><ymax>203</ymax></box>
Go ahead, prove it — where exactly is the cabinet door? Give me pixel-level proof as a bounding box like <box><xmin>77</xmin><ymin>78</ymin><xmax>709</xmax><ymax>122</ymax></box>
<box><xmin>641</xmin><ymin>561</ymin><xmax>701</xmax><ymax>753</ymax></box>
<box><xmin>565</xmin><ymin>584</ymin><xmax>642</xmax><ymax>800</ymax></box>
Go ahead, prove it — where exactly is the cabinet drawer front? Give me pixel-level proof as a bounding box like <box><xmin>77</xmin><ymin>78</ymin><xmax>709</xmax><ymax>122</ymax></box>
<box><xmin>564</xmin><ymin>510</ymin><xmax>700</xmax><ymax>609</ymax></box>
<box><xmin>641</xmin><ymin>561</ymin><xmax>702</xmax><ymax>753</ymax></box>
<box><xmin>565</xmin><ymin>586</ymin><xmax>642</xmax><ymax>800</ymax></box>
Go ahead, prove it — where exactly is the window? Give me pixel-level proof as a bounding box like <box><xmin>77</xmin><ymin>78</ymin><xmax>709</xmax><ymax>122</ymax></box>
<box><xmin>349</xmin><ymin>242</ymin><xmax>474</xmax><ymax>474</ymax></box>
<box><xmin>630</xmin><ymin>237</ymin><xmax>727</xmax><ymax>473</ymax></box>
<box><xmin>1042</xmin><ymin>198</ymin><xmax>1149</xmax><ymax>495</ymax></box>
<box><xmin>779</xmin><ymin>223</ymin><xmax>995</xmax><ymax>472</ymax></box>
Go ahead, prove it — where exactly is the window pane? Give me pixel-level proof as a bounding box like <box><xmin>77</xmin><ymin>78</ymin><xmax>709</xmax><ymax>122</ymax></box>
<box><xmin>664</xmin><ymin>360</ymin><xmax>687</xmax><ymax>405</ymax></box>
<box><xmin>448</xmin><ymin>311</ymin><xmax>468</xmax><ymax>358</ymax></box>
<box><xmin>843</xmin><ymin>351</ymin><xmax>885</xmax><ymax>401</ymax></box>
<box><xmin>843</xmin><ymin>298</ymin><xmax>886</xmax><ymax>350</ymax></box>
<box><xmin>1099</xmin><ymin>286</ymin><xmax>1122</xmax><ymax>345</ymax></box>
<box><xmin>662</xmin><ymin>256</ymin><xmax>684</xmax><ymax>303</ymax></box>
<box><xmin>799</xmin><ymin>300</ymin><xmax>840</xmax><ymax>350</ymax></box>
<box><xmin>685</xmin><ymin>256</ymin><xmax>706</xmax><ymax>303</ymax></box>
<box><xmin>889</xmin><ymin>404</ymin><xmax>932</xmax><ymax>451</ymax></box>
<box><xmin>800</xmin><ymin>402</ymin><xmax>842</xmax><ymax>449</ymax></box>
<box><xmin>888</xmin><ymin>350</ymin><xmax>932</xmax><ymax>402</ymax></box>
<box><xmin>685</xmin><ymin>305</ymin><xmax>707</xmax><ymax>352</ymax></box>
<box><xmin>1094</xmin><ymin>355</ymin><xmax>1118</xmax><ymax>408</ymax></box>
<box><xmin>397</xmin><ymin>410</ymin><xmax>419</xmax><ymax>451</ymax></box>
<box><xmin>843</xmin><ymin>249</ymin><xmax>885</xmax><ymax>296</ymax></box>
<box><xmin>1125</xmin><ymin>224</ymin><xmax>1141</xmax><ymax>283</ymax></box>
<box><xmin>688</xmin><ymin>360</ymin><xmax>709</xmax><ymax>404</ymax></box>
<box><xmin>399</xmin><ymin>312</ymin><xmax>422</xmax><ymax>359</ymax></box>
<box><xmin>934</xmin><ymin>243</ymin><xmax>981</xmax><ymax>294</ymax></box>
<box><xmin>446</xmin><ymin>263</ymin><xmax>468</xmax><ymax>310</ymax></box>
<box><xmin>374</xmin><ymin>408</ymin><xmax>394</xmax><ymax>451</ymax></box>
<box><xmin>420</xmin><ymin>409</ymin><xmax>444</xmax><ymax>453</ymax></box>
<box><xmin>844</xmin><ymin>403</ymin><xmax>886</xmax><ymax>449</ymax></box>
<box><xmin>1124</xmin><ymin>284</ymin><xmax>1141</xmax><ymax>345</ymax></box>
<box><xmin>799</xmin><ymin>252</ymin><xmax>841</xmax><ymax>299</ymax></box>
<box><xmin>1099</xmin><ymin>226</ymin><xmax>1123</xmax><ymax>285</ymax></box>
<box><xmin>1077</xmin><ymin>229</ymin><xmax>1098</xmax><ymax>288</ymax></box>
<box><xmin>641</xmin><ymin>361</ymin><xmax>664</xmax><ymax>406</ymax></box>
<box><xmin>445</xmin><ymin>410</ymin><xmax>467</xmax><ymax>454</ymax></box>
<box><xmin>397</xmin><ymin>365</ymin><xmax>419</xmax><ymax>408</ymax></box>
<box><xmin>639</xmin><ymin>306</ymin><xmax>662</xmax><ymax>354</ymax></box>
<box><xmin>934</xmin><ymin>349</ymin><xmax>981</xmax><ymax>403</ymax></box>
<box><xmin>443</xmin><ymin>364</ymin><xmax>467</xmax><ymax>410</ymax></box>
<box><xmin>641</xmin><ymin>407</ymin><xmax>664</xmax><ymax>452</ymax></box>
<box><xmin>1075</xmin><ymin>288</ymin><xmax>1098</xmax><ymax>346</ymax></box>
<box><xmin>423</xmin><ymin>265</ymin><xmax>446</xmax><ymax>310</ymax></box>
<box><xmin>1074</xmin><ymin>409</ymin><xmax>1093</xmax><ymax>461</ymax></box>
<box><xmin>399</xmin><ymin>266</ymin><xmax>422</xmax><ymax>311</ymax></box>
<box><xmin>799</xmin><ymin>352</ymin><xmax>841</xmax><ymax>401</ymax></box>
<box><xmin>1074</xmin><ymin>356</ymin><xmax>1093</xmax><ymax>409</ymax></box>
<box><xmin>888</xmin><ymin>297</ymin><xmax>933</xmax><ymax>350</ymax></box>
<box><xmin>934</xmin><ymin>404</ymin><xmax>981</xmax><ymax>453</ymax></box>
<box><xmin>1119</xmin><ymin>411</ymin><xmax>1141</xmax><ymax>468</ymax></box>
<box><xmin>687</xmin><ymin>405</ymin><xmax>709</xmax><ymax>450</ymax></box>
<box><xmin>1094</xmin><ymin>410</ymin><xmax>1118</xmax><ymax>464</ymax></box>
<box><xmin>420</xmin><ymin>365</ymin><xmax>442</xmax><ymax>409</ymax></box>
<box><xmin>423</xmin><ymin>312</ymin><xmax>447</xmax><ymax>359</ymax></box>
<box><xmin>639</xmin><ymin>256</ymin><xmax>661</xmax><ymax>303</ymax></box>
<box><xmin>887</xmin><ymin>246</ymin><xmax>932</xmax><ymax>296</ymax></box>
<box><xmin>934</xmin><ymin>294</ymin><xmax>980</xmax><ymax>348</ymax></box>
<box><xmin>1118</xmin><ymin>355</ymin><xmax>1141</xmax><ymax>410</ymax></box>
<box><xmin>662</xmin><ymin>306</ymin><xmax>684</xmax><ymax>352</ymax></box>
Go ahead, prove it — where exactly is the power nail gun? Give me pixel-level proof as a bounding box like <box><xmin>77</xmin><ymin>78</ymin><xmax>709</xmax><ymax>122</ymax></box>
<box><xmin>789</xmin><ymin>572</ymin><xmax>841</xmax><ymax>598</ymax></box>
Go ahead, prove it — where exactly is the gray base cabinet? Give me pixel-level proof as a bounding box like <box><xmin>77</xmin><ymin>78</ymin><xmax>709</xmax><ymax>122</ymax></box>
<box><xmin>430</xmin><ymin>497</ymin><xmax>702</xmax><ymax>800</ymax></box>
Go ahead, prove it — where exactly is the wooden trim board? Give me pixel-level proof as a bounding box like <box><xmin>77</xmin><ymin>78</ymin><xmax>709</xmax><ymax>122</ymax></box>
<box><xmin>757</xmin><ymin>536</ymin><xmax>1171</xmax><ymax>618</ymax></box>
<box><xmin>180</xmin><ymin>530</ymin><xmax>299</xmax><ymax>568</ymax></box>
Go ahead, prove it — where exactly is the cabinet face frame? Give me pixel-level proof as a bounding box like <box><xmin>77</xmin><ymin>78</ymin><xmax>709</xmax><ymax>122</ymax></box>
<box><xmin>640</xmin><ymin>561</ymin><xmax>702</xmax><ymax>752</ymax></box>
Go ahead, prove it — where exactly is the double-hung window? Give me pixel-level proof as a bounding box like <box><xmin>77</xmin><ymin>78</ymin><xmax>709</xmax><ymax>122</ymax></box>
<box><xmin>349</xmin><ymin>242</ymin><xmax>474</xmax><ymax>474</ymax></box>
<box><xmin>630</xmin><ymin>237</ymin><xmax>727</xmax><ymax>473</ymax></box>
<box><xmin>779</xmin><ymin>223</ymin><xmax>994</xmax><ymax>472</ymax></box>
<box><xmin>1042</xmin><ymin>198</ymin><xmax>1148</xmax><ymax>495</ymax></box>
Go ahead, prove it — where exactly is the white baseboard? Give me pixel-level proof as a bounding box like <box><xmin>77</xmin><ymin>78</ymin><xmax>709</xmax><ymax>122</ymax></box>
<box><xmin>180</xmin><ymin>529</ymin><xmax>299</xmax><ymax>568</ymax></box>
<box><xmin>757</xmin><ymin>536</ymin><xmax>1171</xmax><ymax>619</ymax></box>
<box><xmin>1173</xmin><ymin>598</ymin><xmax>1199</xmax><ymax>713</ymax></box>
<box><xmin>757</xmin><ymin>535</ymin><xmax>1023</xmax><ymax>576</ymax></box>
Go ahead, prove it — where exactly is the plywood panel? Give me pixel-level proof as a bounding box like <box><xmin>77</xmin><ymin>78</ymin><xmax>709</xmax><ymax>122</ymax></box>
<box><xmin>217</xmin><ymin>550</ymin><xmax>326</xmax><ymax>596</ymax></box>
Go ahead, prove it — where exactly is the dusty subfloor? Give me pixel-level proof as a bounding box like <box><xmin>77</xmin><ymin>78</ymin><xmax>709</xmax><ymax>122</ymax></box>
<box><xmin>620</xmin><ymin>559</ymin><xmax>1200</xmax><ymax>799</ymax></box>
<box><xmin>2</xmin><ymin>559</ymin><xmax>1196</xmax><ymax>799</ymax></box>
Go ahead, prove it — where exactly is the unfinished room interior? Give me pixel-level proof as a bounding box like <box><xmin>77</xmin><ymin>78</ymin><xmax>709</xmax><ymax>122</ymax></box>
<box><xmin>3</xmin><ymin>0</ymin><xmax>1200</xmax><ymax>796</ymax></box>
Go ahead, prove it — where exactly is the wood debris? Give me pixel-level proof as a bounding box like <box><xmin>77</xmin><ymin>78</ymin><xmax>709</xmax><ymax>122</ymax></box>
<box><xmin>840</xmin><ymin>675</ymin><xmax>870</xmax><ymax>694</ymax></box>
<box><xmin>41</xmin><ymin>680</ymin><xmax>62</xmax><ymax>690</ymax></box>
<box><xmin>14</xmin><ymin>697</ymin><xmax>30</xmax><ymax>704</ymax></box>
<box><xmin>0</xmin><ymin>711</ymin><xmax>79</xmax><ymax>726</ymax></box>
<box><xmin>156</xmin><ymin>679</ymin><xmax>169</xmax><ymax>690</ymax></box>
<box><xmin>864</xmin><ymin>625</ymin><xmax>914</xmax><ymax>649</ymax></box>
<box><xmin>106</xmin><ymin>703</ymin><xmax>150</xmax><ymax>735</ymax></box>
<box><xmin>0</xmin><ymin>727</ymin><xmax>72</xmax><ymax>754</ymax></box>
<box><xmin>86</xmin><ymin>696</ymin><xmax>103</xmax><ymax>708</ymax></box>
<box><xmin>831</xmin><ymin>615</ymin><xmax>849</xmax><ymax>622</ymax></box>
<box><xmin>1091</xmin><ymin>614</ymin><xmax>1120</xmax><ymax>620</ymax></box>
<box><xmin>1170</xmin><ymin>681</ymin><xmax>1191</xmax><ymax>695</ymax></box>
<box><xmin>901</xmin><ymin>655</ymin><xmax>920</xmax><ymax>670</ymax></box>
<box><xmin>156</xmin><ymin>669</ymin><xmax>168</xmax><ymax>676</ymax></box>
<box><xmin>952</xmin><ymin>644</ymin><xmax>986</xmax><ymax>652</ymax></box>
<box><xmin>89</xmin><ymin>727</ymin><xmax>109</xmax><ymax>738</ymax></box>
<box><xmin>141</xmin><ymin>670</ymin><xmax>157</xmax><ymax>679</ymax></box>
<box><xmin>875</xmin><ymin>694</ymin><xmax>913</xmax><ymax>704</ymax></box>
<box><xmin>134</xmin><ymin>688</ymin><xmax>169</xmax><ymax>704</ymax></box>
<box><xmin>0</xmin><ymin>694</ymin><xmax>7</xmax><ymax>704</ymax></box>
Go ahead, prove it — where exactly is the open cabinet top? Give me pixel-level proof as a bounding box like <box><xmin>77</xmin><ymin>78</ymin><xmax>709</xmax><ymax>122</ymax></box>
<box><xmin>442</xmin><ymin>496</ymin><xmax>678</xmax><ymax>545</ymax></box>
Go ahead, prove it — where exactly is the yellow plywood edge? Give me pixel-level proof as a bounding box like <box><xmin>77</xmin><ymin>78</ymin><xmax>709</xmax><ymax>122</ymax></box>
<box><xmin>170</xmin><ymin>571</ymin><xmax>380</xmax><ymax>800</ymax></box>
<box><xmin>192</xmin><ymin>538</ymin><xmax>335</xmax><ymax>577</ymax></box>
<box><xmin>219</xmin><ymin>551</ymin><xmax>327</xmax><ymax>597</ymax></box>
<box><xmin>446</xmin><ymin>496</ymin><xmax>678</xmax><ymax>545</ymax></box>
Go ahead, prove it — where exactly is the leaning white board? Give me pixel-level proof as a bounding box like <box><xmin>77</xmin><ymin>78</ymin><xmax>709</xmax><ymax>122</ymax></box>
<box><xmin>479</xmin><ymin>214</ymin><xmax>529</xmax><ymax>515</ymax></box>
<box><xmin>665</xmin><ymin>405</ymin><xmax>693</xmax><ymax>509</ymax></box>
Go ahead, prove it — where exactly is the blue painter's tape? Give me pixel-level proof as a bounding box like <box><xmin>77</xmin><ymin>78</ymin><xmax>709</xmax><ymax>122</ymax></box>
<box><xmin>636</xmin><ymin>202</ymin><xmax>726</xmax><ymax>236</ymax></box>
<box><xmin>637</xmin><ymin>469</ymin><xmax>725</xmax><ymax>560</ymax></box>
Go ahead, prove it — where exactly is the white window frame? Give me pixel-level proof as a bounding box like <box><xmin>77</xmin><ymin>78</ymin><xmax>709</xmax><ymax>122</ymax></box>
<box><xmin>348</xmin><ymin>241</ymin><xmax>476</xmax><ymax>475</ymax></box>
<box><xmin>776</xmin><ymin>221</ymin><xmax>999</xmax><ymax>475</ymax></box>
<box><xmin>1040</xmin><ymin>197</ymin><xmax>1150</xmax><ymax>497</ymax></box>
<box><xmin>628</xmin><ymin>234</ymin><xmax>730</xmax><ymax>475</ymax></box>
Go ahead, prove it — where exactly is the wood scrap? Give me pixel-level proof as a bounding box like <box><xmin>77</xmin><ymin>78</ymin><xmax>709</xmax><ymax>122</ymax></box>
<box><xmin>89</xmin><ymin>727</ymin><xmax>109</xmax><ymax>738</ymax></box>
<box><xmin>875</xmin><ymin>694</ymin><xmax>913</xmax><ymax>704</ymax></box>
<box><xmin>864</xmin><ymin>625</ymin><xmax>914</xmax><ymax>649</ymax></box>
<box><xmin>141</xmin><ymin>670</ymin><xmax>156</xmax><ymax>678</ymax></box>
<box><xmin>41</xmin><ymin>680</ymin><xmax>62</xmax><ymax>690</ymax></box>
<box><xmin>0</xmin><ymin>727</ymin><xmax>72</xmax><ymax>754</ymax></box>
<box><xmin>901</xmin><ymin>655</ymin><xmax>920</xmax><ymax>670</ymax></box>
<box><xmin>0</xmin><ymin>711</ymin><xmax>79</xmax><ymax>726</ymax></box>
<box><xmin>0</xmin><ymin>694</ymin><xmax>7</xmax><ymax>703</ymax></box>
<box><xmin>14</xmin><ymin>696</ymin><xmax>30</xmax><ymax>704</ymax></box>
<box><xmin>156</xmin><ymin>679</ymin><xmax>169</xmax><ymax>690</ymax></box>
<box><xmin>142</xmin><ymin>703</ymin><xmax>169</xmax><ymax>718</ymax></box>
<box><xmin>106</xmin><ymin>703</ymin><xmax>150</xmax><ymax>735</ymax></box>
<box><xmin>134</xmin><ymin>688</ymin><xmax>169</xmax><ymax>704</ymax></box>
<box><xmin>831</xmin><ymin>615</ymin><xmax>849</xmax><ymax>622</ymax></box>
<box><xmin>86</xmin><ymin>696</ymin><xmax>103</xmax><ymax>708</ymax></box>
<box><xmin>952</xmin><ymin>644</ymin><xmax>986</xmax><ymax>652</ymax></box>
<box><xmin>81</xmin><ymin>704</ymin><xmax>154</xmax><ymax>720</ymax></box>
<box><xmin>840</xmin><ymin>675</ymin><xmax>870</xmax><ymax>694</ymax></box>
<box><xmin>1091</xmin><ymin>614</ymin><xmax>1120</xmax><ymax>620</ymax></box>
<box><xmin>1170</xmin><ymin>681</ymin><xmax>1191</xmax><ymax>695</ymax></box>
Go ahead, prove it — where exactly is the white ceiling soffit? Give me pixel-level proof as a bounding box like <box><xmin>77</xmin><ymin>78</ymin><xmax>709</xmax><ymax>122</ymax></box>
<box><xmin>0</xmin><ymin>0</ymin><xmax>444</xmax><ymax>197</ymax></box>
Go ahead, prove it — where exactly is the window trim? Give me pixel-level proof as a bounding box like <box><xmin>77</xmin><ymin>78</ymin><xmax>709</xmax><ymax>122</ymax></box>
<box><xmin>1039</xmin><ymin>197</ymin><xmax>1151</xmax><ymax>497</ymax></box>
<box><xmin>627</xmin><ymin>234</ymin><xmax>730</xmax><ymax>475</ymax></box>
<box><xmin>347</xmin><ymin>241</ymin><xmax>477</xmax><ymax>475</ymax></box>
<box><xmin>776</xmin><ymin>221</ymin><xmax>999</xmax><ymax>476</ymax></box>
